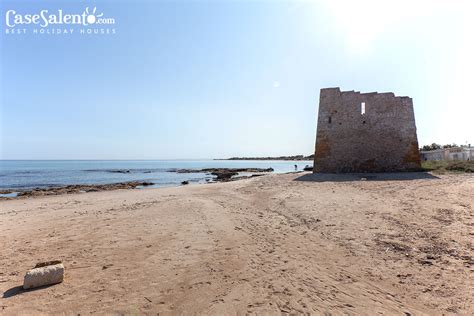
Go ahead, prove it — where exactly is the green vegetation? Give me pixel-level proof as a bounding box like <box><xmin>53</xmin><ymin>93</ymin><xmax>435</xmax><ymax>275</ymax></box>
<box><xmin>422</xmin><ymin>160</ymin><xmax>474</xmax><ymax>173</ymax></box>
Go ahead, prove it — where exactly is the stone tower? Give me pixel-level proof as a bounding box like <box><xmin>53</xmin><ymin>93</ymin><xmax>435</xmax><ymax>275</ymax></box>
<box><xmin>313</xmin><ymin>87</ymin><xmax>421</xmax><ymax>173</ymax></box>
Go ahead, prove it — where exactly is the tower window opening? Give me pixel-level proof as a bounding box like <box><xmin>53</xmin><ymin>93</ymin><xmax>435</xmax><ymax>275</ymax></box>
<box><xmin>361</xmin><ymin>102</ymin><xmax>366</xmax><ymax>115</ymax></box>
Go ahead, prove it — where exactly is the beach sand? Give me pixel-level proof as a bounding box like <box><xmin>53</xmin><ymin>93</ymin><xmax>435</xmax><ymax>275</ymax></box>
<box><xmin>0</xmin><ymin>172</ymin><xmax>472</xmax><ymax>314</ymax></box>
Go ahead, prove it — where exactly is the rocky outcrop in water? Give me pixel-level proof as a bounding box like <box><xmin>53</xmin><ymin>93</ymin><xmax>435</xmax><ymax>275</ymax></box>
<box><xmin>173</xmin><ymin>168</ymin><xmax>274</xmax><ymax>182</ymax></box>
<box><xmin>174</xmin><ymin>167</ymin><xmax>274</xmax><ymax>174</ymax></box>
<box><xmin>6</xmin><ymin>181</ymin><xmax>154</xmax><ymax>199</ymax></box>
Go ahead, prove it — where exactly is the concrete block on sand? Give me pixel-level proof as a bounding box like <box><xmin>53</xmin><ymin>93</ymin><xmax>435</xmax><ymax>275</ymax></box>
<box><xmin>23</xmin><ymin>261</ymin><xmax>64</xmax><ymax>290</ymax></box>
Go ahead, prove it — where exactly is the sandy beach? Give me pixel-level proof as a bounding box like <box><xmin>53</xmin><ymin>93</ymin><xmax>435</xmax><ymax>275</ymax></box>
<box><xmin>0</xmin><ymin>172</ymin><xmax>472</xmax><ymax>314</ymax></box>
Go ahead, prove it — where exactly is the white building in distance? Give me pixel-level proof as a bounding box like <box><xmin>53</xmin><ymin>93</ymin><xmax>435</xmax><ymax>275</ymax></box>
<box><xmin>420</xmin><ymin>147</ymin><xmax>473</xmax><ymax>161</ymax></box>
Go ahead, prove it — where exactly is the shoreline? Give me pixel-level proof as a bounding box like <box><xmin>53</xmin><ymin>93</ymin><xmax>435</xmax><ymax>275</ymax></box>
<box><xmin>0</xmin><ymin>161</ymin><xmax>310</xmax><ymax>196</ymax></box>
<box><xmin>4</xmin><ymin>161</ymin><xmax>472</xmax><ymax>200</ymax></box>
<box><xmin>0</xmin><ymin>167</ymin><xmax>276</xmax><ymax>199</ymax></box>
<box><xmin>2</xmin><ymin>166</ymin><xmax>470</xmax><ymax>200</ymax></box>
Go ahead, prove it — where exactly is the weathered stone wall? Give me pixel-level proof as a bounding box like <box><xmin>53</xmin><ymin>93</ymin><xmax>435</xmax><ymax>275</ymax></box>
<box><xmin>313</xmin><ymin>87</ymin><xmax>421</xmax><ymax>173</ymax></box>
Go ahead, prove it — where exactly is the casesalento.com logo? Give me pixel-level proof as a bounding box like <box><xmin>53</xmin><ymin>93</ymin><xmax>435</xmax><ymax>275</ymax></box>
<box><xmin>4</xmin><ymin>7</ymin><xmax>116</xmax><ymax>35</ymax></box>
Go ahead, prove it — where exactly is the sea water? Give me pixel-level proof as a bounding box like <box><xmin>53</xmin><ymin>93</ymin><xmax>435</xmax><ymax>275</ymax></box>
<box><xmin>0</xmin><ymin>160</ymin><xmax>312</xmax><ymax>191</ymax></box>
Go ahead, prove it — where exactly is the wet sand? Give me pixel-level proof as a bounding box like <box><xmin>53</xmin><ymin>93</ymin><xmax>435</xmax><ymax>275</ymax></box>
<box><xmin>0</xmin><ymin>172</ymin><xmax>472</xmax><ymax>314</ymax></box>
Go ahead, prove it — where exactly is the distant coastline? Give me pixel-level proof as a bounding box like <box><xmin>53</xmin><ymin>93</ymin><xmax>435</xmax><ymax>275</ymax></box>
<box><xmin>216</xmin><ymin>154</ymin><xmax>314</xmax><ymax>161</ymax></box>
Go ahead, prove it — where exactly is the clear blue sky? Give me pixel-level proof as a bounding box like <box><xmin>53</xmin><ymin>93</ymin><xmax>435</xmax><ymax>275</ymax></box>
<box><xmin>1</xmin><ymin>0</ymin><xmax>473</xmax><ymax>159</ymax></box>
